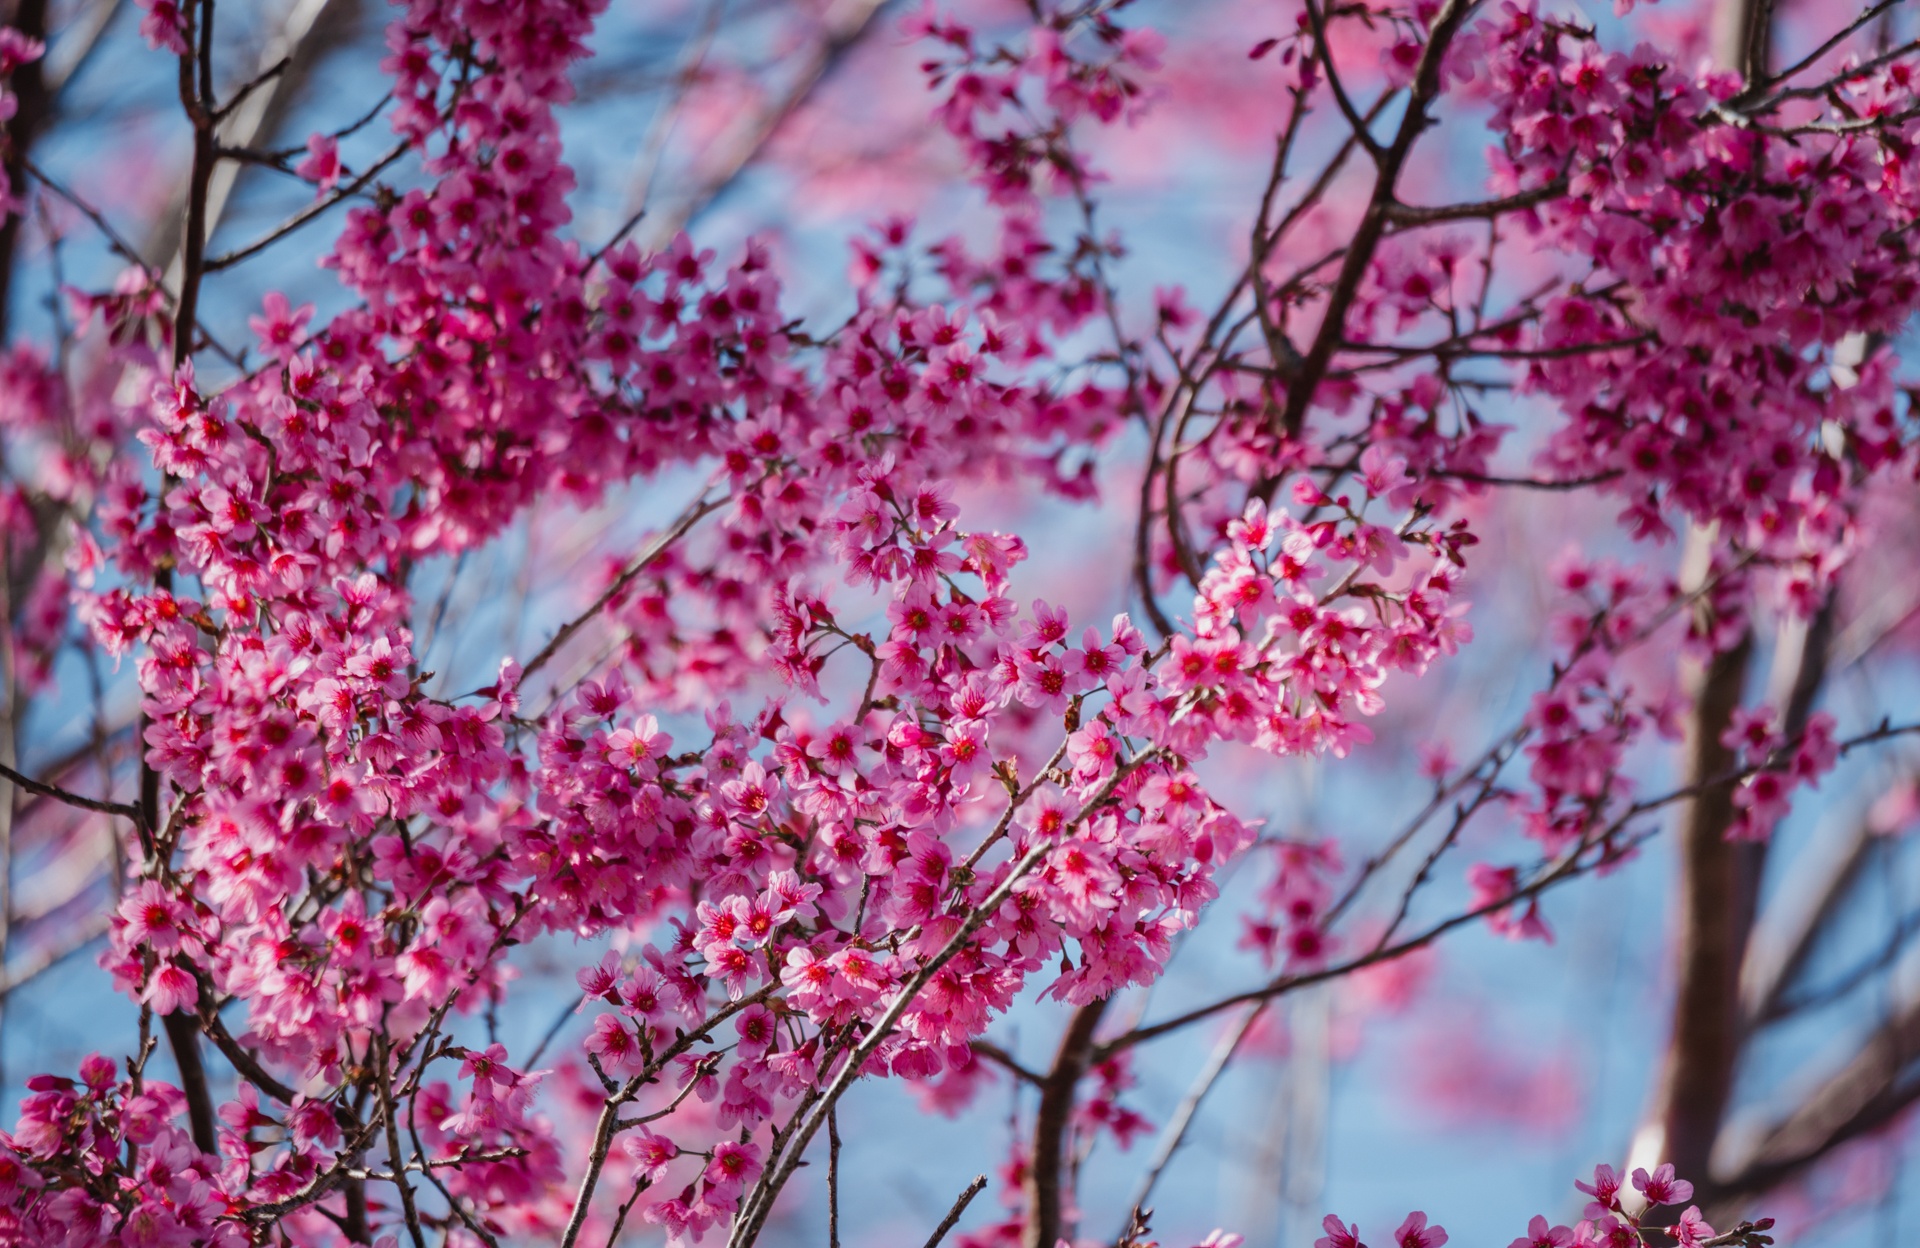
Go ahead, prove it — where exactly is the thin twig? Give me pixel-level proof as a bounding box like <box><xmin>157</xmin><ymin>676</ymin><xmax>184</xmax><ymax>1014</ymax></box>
<box><xmin>1096</xmin><ymin>716</ymin><xmax>1920</xmax><ymax>1059</ymax></box>
<box><xmin>519</xmin><ymin>488</ymin><xmax>725</xmax><ymax>682</ymax></box>
<box><xmin>1275</xmin><ymin>0</ymin><xmax>1478</xmax><ymax>439</ymax></box>
<box><xmin>527</xmin><ymin>992</ymin><xmax>585</xmax><ymax>1067</ymax></box>
<box><xmin>0</xmin><ymin>760</ymin><xmax>139</xmax><ymax>821</ymax></box>
<box><xmin>1302</xmin><ymin>0</ymin><xmax>1383</xmax><ymax>160</ymax></box>
<box><xmin>827</xmin><ymin>1105</ymin><xmax>842</xmax><ymax>1248</ymax></box>
<box><xmin>203</xmin><ymin>137</ymin><xmax>408</xmax><ymax>271</ymax></box>
<box><xmin>922</xmin><ymin>1174</ymin><xmax>988</xmax><ymax>1248</ymax></box>
<box><xmin>1115</xmin><ymin>1003</ymin><xmax>1264</xmax><ymax>1244</ymax></box>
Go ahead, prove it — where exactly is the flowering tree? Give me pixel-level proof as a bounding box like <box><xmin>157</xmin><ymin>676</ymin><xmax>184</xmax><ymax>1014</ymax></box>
<box><xmin>0</xmin><ymin>0</ymin><xmax>1915</xmax><ymax>1245</ymax></box>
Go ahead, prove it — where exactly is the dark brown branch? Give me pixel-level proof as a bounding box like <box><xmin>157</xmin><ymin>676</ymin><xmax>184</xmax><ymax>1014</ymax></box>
<box><xmin>1024</xmin><ymin>999</ymin><xmax>1109</xmax><ymax>1248</ymax></box>
<box><xmin>151</xmin><ymin>0</ymin><xmax>361</xmax><ymax>276</ymax></box>
<box><xmin>203</xmin><ymin>136</ymin><xmax>405</xmax><ymax>272</ymax></box>
<box><xmin>213</xmin><ymin>54</ymin><xmax>289</xmax><ymax>122</ymax></box>
<box><xmin>519</xmin><ymin>490</ymin><xmax>724</xmax><ymax>682</ymax></box>
<box><xmin>1754</xmin><ymin>0</ymin><xmax>1898</xmax><ymax>98</ymax></box>
<box><xmin>925</xmin><ymin>1174</ymin><xmax>989</xmax><ymax>1248</ymax></box>
<box><xmin>162</xmin><ymin>1010</ymin><xmax>219</xmax><ymax>1155</ymax></box>
<box><xmin>1751</xmin><ymin>36</ymin><xmax>1920</xmax><ymax>109</ymax></box>
<box><xmin>1434</xmin><ymin>468</ymin><xmax>1624</xmax><ymax>491</ymax></box>
<box><xmin>147</xmin><ymin>3</ymin><xmax>222</xmax><ymax>1155</ymax></box>
<box><xmin>970</xmin><ymin>1039</ymin><xmax>1045</xmax><ymax>1086</ymax></box>
<box><xmin>1301</xmin><ymin>0</ymin><xmax>1383</xmax><ymax>161</ymax></box>
<box><xmin>1274</xmin><ymin>0</ymin><xmax>1477</xmax><ymax>440</ymax></box>
<box><xmin>200</xmin><ymin>996</ymin><xmax>300</xmax><ymax>1104</ymax></box>
<box><xmin>0</xmin><ymin>759</ymin><xmax>139</xmax><ymax>821</ymax></box>
<box><xmin>607</xmin><ymin>1176</ymin><xmax>651</xmax><ymax>1248</ymax></box>
<box><xmin>170</xmin><ymin>0</ymin><xmax>217</xmax><ymax>371</ymax></box>
<box><xmin>1384</xmin><ymin>177</ymin><xmax>1568</xmax><ymax>225</ymax></box>
<box><xmin>0</xmin><ymin>0</ymin><xmax>50</xmax><ymax>344</ymax></box>
<box><xmin>827</xmin><ymin>1105</ymin><xmax>842</xmax><ymax>1248</ymax></box>
<box><xmin>374</xmin><ymin>1032</ymin><xmax>427</xmax><ymax>1248</ymax></box>
<box><xmin>342</xmin><ymin>1177</ymin><xmax>368</xmax><ymax>1246</ymax></box>
<box><xmin>1096</xmin><ymin>713</ymin><xmax>1920</xmax><ymax>1061</ymax></box>
<box><xmin>1720</xmin><ymin>0</ymin><xmax>1777</xmax><ymax>91</ymax></box>
<box><xmin>1640</xmin><ymin>622</ymin><xmax>1754</xmax><ymax>1188</ymax></box>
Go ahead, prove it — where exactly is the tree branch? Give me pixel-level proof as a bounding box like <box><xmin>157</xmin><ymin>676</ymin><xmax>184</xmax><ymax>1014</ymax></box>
<box><xmin>1710</xmin><ymin>991</ymin><xmax>1920</xmax><ymax>1211</ymax></box>
<box><xmin>1116</xmin><ymin>1002</ymin><xmax>1264</xmax><ymax>1240</ymax></box>
<box><xmin>162</xmin><ymin>1010</ymin><xmax>219</xmax><ymax>1155</ymax></box>
<box><xmin>925</xmin><ymin>1174</ymin><xmax>989</xmax><ymax>1248</ymax></box>
<box><xmin>1274</xmin><ymin>0</ymin><xmax>1477</xmax><ymax>440</ymax></box>
<box><xmin>642</xmin><ymin>0</ymin><xmax>895</xmax><ymax>245</ymax></box>
<box><xmin>1383</xmin><ymin>177</ymin><xmax>1568</xmax><ymax>226</ymax></box>
<box><xmin>518</xmin><ymin>488</ymin><xmax>726</xmax><ymax>683</ymax></box>
<box><xmin>1636</xmin><ymin>618</ymin><xmax>1754</xmax><ymax>1186</ymax></box>
<box><xmin>0</xmin><ymin>0</ymin><xmax>50</xmax><ymax>344</ymax></box>
<box><xmin>1301</xmin><ymin>0</ymin><xmax>1383</xmax><ymax>161</ymax></box>
<box><xmin>0</xmin><ymin>759</ymin><xmax>139</xmax><ymax>821</ymax></box>
<box><xmin>1023</xmin><ymin>999</ymin><xmax>1109</xmax><ymax>1248</ymax></box>
<box><xmin>726</xmin><ymin>753</ymin><xmax>1164</xmax><ymax>1248</ymax></box>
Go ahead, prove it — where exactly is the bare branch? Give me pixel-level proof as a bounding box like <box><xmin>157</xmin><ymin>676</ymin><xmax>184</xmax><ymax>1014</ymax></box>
<box><xmin>1096</xmin><ymin>713</ymin><xmax>1920</xmax><ymax>1060</ymax></box>
<box><xmin>518</xmin><ymin>487</ymin><xmax>727</xmax><ymax>683</ymax></box>
<box><xmin>1024</xmin><ymin>1000</ymin><xmax>1109</xmax><ymax>1248</ymax></box>
<box><xmin>162</xmin><ymin>1009</ymin><xmax>220</xmax><ymax>1155</ymax></box>
<box><xmin>203</xmin><ymin>137</ymin><xmax>406</xmax><ymax>272</ymax></box>
<box><xmin>925</xmin><ymin>1174</ymin><xmax>989</xmax><ymax>1248</ymax></box>
<box><xmin>970</xmin><ymin>1039</ymin><xmax>1045</xmax><ymax>1086</ymax></box>
<box><xmin>1301</xmin><ymin>0</ymin><xmax>1384</xmax><ymax>161</ymax></box>
<box><xmin>1742</xmin><ymin>0</ymin><xmax>1898</xmax><ymax>105</ymax></box>
<box><xmin>0</xmin><ymin>0</ymin><xmax>52</xmax><ymax>344</ymax></box>
<box><xmin>828</xmin><ymin>1106</ymin><xmax>842</xmax><ymax>1248</ymax></box>
<box><xmin>0</xmin><ymin>759</ymin><xmax>139</xmax><ymax>822</ymax></box>
<box><xmin>1384</xmin><ymin>177</ymin><xmax>1568</xmax><ymax>226</ymax></box>
<box><xmin>155</xmin><ymin>0</ymin><xmax>362</xmax><ymax>278</ymax></box>
<box><xmin>374</xmin><ymin>1032</ymin><xmax>428</xmax><ymax>1248</ymax></box>
<box><xmin>644</xmin><ymin>0</ymin><xmax>895</xmax><ymax>245</ymax></box>
<box><xmin>1712</xmin><ymin>990</ymin><xmax>1920</xmax><ymax>1207</ymax></box>
<box><xmin>1117</xmin><ymin>1003</ymin><xmax>1265</xmax><ymax>1239</ymax></box>
<box><xmin>1274</xmin><ymin>0</ymin><xmax>1480</xmax><ymax>440</ymax></box>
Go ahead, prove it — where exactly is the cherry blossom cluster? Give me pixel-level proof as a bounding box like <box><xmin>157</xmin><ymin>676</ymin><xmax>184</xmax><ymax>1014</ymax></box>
<box><xmin>1320</xmin><ymin>1162</ymin><xmax>1763</xmax><ymax>1248</ymax></box>
<box><xmin>0</xmin><ymin>1056</ymin><xmax>238</xmax><ymax>1248</ymax></box>
<box><xmin>0</xmin><ymin>0</ymin><xmax>1912</xmax><ymax>1244</ymax></box>
<box><xmin>1239</xmin><ymin>836</ymin><xmax>1344</xmax><ymax>968</ymax></box>
<box><xmin>1483</xmin><ymin>2</ymin><xmax>1919</xmax><ymax>596</ymax></box>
